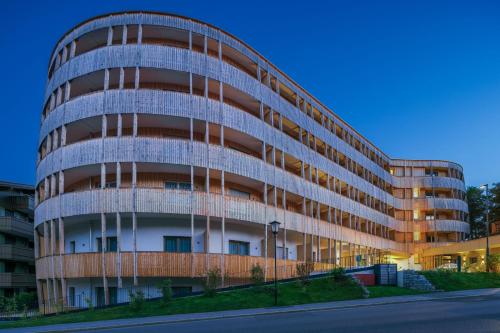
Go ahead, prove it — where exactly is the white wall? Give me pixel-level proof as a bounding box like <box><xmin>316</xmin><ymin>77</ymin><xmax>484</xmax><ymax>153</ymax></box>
<box><xmin>63</xmin><ymin>215</ymin><xmax>298</xmax><ymax>258</ymax></box>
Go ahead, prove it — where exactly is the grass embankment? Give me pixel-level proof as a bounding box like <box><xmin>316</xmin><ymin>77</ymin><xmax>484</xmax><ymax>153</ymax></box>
<box><xmin>0</xmin><ymin>277</ymin><xmax>421</xmax><ymax>329</ymax></box>
<box><xmin>421</xmin><ymin>271</ymin><xmax>500</xmax><ymax>291</ymax></box>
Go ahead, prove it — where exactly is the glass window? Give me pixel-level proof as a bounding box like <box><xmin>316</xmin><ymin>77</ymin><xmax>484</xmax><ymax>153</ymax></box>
<box><xmin>70</xmin><ymin>241</ymin><xmax>76</xmax><ymax>253</ymax></box>
<box><xmin>412</xmin><ymin>188</ymin><xmax>419</xmax><ymax>198</ymax></box>
<box><xmin>105</xmin><ymin>182</ymin><xmax>116</xmax><ymax>189</ymax></box>
<box><xmin>164</xmin><ymin>236</ymin><xmax>191</xmax><ymax>253</ymax></box>
<box><xmin>228</xmin><ymin>188</ymin><xmax>251</xmax><ymax>199</ymax></box>
<box><xmin>229</xmin><ymin>240</ymin><xmax>250</xmax><ymax>256</ymax></box>
<box><xmin>96</xmin><ymin>237</ymin><xmax>117</xmax><ymax>252</ymax></box>
<box><xmin>69</xmin><ymin>287</ymin><xmax>75</xmax><ymax>307</ymax></box>
<box><xmin>178</xmin><ymin>182</ymin><xmax>191</xmax><ymax>191</ymax></box>
<box><xmin>165</xmin><ymin>182</ymin><xmax>177</xmax><ymax>189</ymax></box>
<box><xmin>277</xmin><ymin>246</ymin><xmax>289</xmax><ymax>259</ymax></box>
<box><xmin>165</xmin><ymin>181</ymin><xmax>191</xmax><ymax>190</ymax></box>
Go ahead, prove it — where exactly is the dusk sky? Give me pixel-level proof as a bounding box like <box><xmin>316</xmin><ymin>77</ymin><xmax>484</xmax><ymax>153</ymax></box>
<box><xmin>1</xmin><ymin>0</ymin><xmax>499</xmax><ymax>187</ymax></box>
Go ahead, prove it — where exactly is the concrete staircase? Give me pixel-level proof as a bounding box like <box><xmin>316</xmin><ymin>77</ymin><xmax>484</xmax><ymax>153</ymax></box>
<box><xmin>398</xmin><ymin>270</ymin><xmax>435</xmax><ymax>291</ymax></box>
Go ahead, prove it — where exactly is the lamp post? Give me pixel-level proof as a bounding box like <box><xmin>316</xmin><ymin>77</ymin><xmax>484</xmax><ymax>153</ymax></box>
<box><xmin>480</xmin><ymin>184</ymin><xmax>490</xmax><ymax>272</ymax></box>
<box><xmin>269</xmin><ymin>221</ymin><xmax>280</xmax><ymax>306</ymax></box>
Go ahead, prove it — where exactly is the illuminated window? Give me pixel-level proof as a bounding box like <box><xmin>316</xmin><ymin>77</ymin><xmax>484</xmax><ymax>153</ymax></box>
<box><xmin>389</xmin><ymin>168</ymin><xmax>394</xmax><ymax>175</ymax></box>
<box><xmin>413</xmin><ymin>210</ymin><xmax>419</xmax><ymax>220</ymax></box>
<box><xmin>413</xmin><ymin>232</ymin><xmax>420</xmax><ymax>241</ymax></box>
<box><xmin>412</xmin><ymin>188</ymin><xmax>419</xmax><ymax>198</ymax></box>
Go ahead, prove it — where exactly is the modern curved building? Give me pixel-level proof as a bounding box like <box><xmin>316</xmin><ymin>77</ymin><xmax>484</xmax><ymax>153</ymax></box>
<box><xmin>35</xmin><ymin>11</ymin><xmax>469</xmax><ymax>307</ymax></box>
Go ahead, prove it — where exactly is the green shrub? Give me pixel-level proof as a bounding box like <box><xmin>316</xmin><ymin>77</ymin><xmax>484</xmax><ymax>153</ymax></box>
<box><xmin>0</xmin><ymin>292</ymin><xmax>37</xmax><ymax>313</ymax></box>
<box><xmin>296</xmin><ymin>263</ymin><xmax>313</xmax><ymax>285</ymax></box>
<box><xmin>486</xmin><ymin>254</ymin><xmax>500</xmax><ymax>273</ymax></box>
<box><xmin>203</xmin><ymin>268</ymin><xmax>222</xmax><ymax>297</ymax></box>
<box><xmin>84</xmin><ymin>296</ymin><xmax>94</xmax><ymax>311</ymax></box>
<box><xmin>16</xmin><ymin>292</ymin><xmax>37</xmax><ymax>310</ymax></box>
<box><xmin>129</xmin><ymin>290</ymin><xmax>145</xmax><ymax>312</ymax></box>
<box><xmin>330</xmin><ymin>267</ymin><xmax>348</xmax><ymax>282</ymax></box>
<box><xmin>157</xmin><ymin>279</ymin><xmax>173</xmax><ymax>305</ymax></box>
<box><xmin>250</xmin><ymin>264</ymin><xmax>265</xmax><ymax>286</ymax></box>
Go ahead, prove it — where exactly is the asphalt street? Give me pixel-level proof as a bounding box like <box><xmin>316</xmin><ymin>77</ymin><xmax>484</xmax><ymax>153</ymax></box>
<box><xmin>79</xmin><ymin>293</ymin><xmax>500</xmax><ymax>333</ymax></box>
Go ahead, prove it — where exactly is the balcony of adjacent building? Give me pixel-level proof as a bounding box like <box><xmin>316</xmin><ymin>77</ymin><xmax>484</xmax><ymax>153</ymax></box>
<box><xmin>0</xmin><ymin>261</ymin><xmax>36</xmax><ymax>288</ymax></box>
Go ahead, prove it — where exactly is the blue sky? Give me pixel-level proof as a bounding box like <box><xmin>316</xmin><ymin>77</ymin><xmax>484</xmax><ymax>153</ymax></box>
<box><xmin>1</xmin><ymin>0</ymin><xmax>499</xmax><ymax>187</ymax></box>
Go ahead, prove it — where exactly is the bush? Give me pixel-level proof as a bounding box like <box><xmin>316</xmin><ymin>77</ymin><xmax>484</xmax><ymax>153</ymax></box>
<box><xmin>296</xmin><ymin>263</ymin><xmax>313</xmax><ymax>285</ymax></box>
<box><xmin>330</xmin><ymin>267</ymin><xmax>348</xmax><ymax>282</ymax></box>
<box><xmin>129</xmin><ymin>290</ymin><xmax>145</xmax><ymax>312</ymax></box>
<box><xmin>157</xmin><ymin>279</ymin><xmax>173</xmax><ymax>305</ymax></box>
<box><xmin>204</xmin><ymin>268</ymin><xmax>222</xmax><ymax>297</ymax></box>
<box><xmin>16</xmin><ymin>292</ymin><xmax>37</xmax><ymax>310</ymax></box>
<box><xmin>250</xmin><ymin>264</ymin><xmax>265</xmax><ymax>286</ymax></box>
<box><xmin>486</xmin><ymin>254</ymin><xmax>500</xmax><ymax>273</ymax></box>
<box><xmin>84</xmin><ymin>296</ymin><xmax>94</xmax><ymax>311</ymax></box>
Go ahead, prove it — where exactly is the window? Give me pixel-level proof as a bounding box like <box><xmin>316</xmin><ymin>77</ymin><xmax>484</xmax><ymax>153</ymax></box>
<box><xmin>229</xmin><ymin>240</ymin><xmax>250</xmax><ymax>256</ymax></box>
<box><xmin>69</xmin><ymin>241</ymin><xmax>76</xmax><ymax>254</ymax></box>
<box><xmin>178</xmin><ymin>182</ymin><xmax>191</xmax><ymax>191</ymax></box>
<box><xmin>3</xmin><ymin>209</ymin><xmax>14</xmax><ymax>217</ymax></box>
<box><xmin>105</xmin><ymin>182</ymin><xmax>116</xmax><ymax>189</ymax></box>
<box><xmin>164</xmin><ymin>236</ymin><xmax>191</xmax><ymax>253</ymax></box>
<box><xmin>413</xmin><ymin>210</ymin><xmax>419</xmax><ymax>220</ymax></box>
<box><xmin>413</xmin><ymin>232</ymin><xmax>421</xmax><ymax>242</ymax></box>
<box><xmin>96</xmin><ymin>287</ymin><xmax>117</xmax><ymax>307</ymax></box>
<box><xmin>228</xmin><ymin>188</ymin><xmax>251</xmax><ymax>200</ymax></box>
<box><xmin>425</xmin><ymin>169</ymin><xmax>438</xmax><ymax>177</ymax></box>
<box><xmin>425</xmin><ymin>191</ymin><xmax>433</xmax><ymax>198</ymax></box>
<box><xmin>277</xmin><ymin>246</ymin><xmax>289</xmax><ymax>259</ymax></box>
<box><xmin>165</xmin><ymin>181</ymin><xmax>177</xmax><ymax>189</ymax></box>
<box><xmin>425</xmin><ymin>214</ymin><xmax>435</xmax><ymax>221</ymax></box>
<box><xmin>164</xmin><ymin>181</ymin><xmax>191</xmax><ymax>190</ymax></box>
<box><xmin>412</xmin><ymin>188</ymin><xmax>419</xmax><ymax>198</ymax></box>
<box><xmin>96</xmin><ymin>237</ymin><xmax>117</xmax><ymax>252</ymax></box>
<box><xmin>69</xmin><ymin>287</ymin><xmax>75</xmax><ymax>307</ymax></box>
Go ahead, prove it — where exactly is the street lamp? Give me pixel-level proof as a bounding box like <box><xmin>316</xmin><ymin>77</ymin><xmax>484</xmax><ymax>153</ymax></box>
<box><xmin>480</xmin><ymin>184</ymin><xmax>490</xmax><ymax>272</ymax></box>
<box><xmin>269</xmin><ymin>221</ymin><xmax>280</xmax><ymax>306</ymax></box>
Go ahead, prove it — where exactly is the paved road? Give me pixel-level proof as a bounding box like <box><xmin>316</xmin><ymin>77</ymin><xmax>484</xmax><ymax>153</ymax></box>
<box><xmin>81</xmin><ymin>293</ymin><xmax>500</xmax><ymax>333</ymax></box>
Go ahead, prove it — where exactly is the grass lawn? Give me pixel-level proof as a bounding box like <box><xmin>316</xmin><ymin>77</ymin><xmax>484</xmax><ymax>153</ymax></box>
<box><xmin>421</xmin><ymin>271</ymin><xmax>500</xmax><ymax>291</ymax></box>
<box><xmin>0</xmin><ymin>278</ymin><xmax>425</xmax><ymax>329</ymax></box>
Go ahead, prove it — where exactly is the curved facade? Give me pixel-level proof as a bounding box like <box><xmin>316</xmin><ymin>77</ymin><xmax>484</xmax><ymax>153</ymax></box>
<box><xmin>35</xmin><ymin>12</ymin><xmax>469</xmax><ymax>306</ymax></box>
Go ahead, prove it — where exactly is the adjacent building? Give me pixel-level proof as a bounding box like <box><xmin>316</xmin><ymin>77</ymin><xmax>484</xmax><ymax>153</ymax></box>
<box><xmin>0</xmin><ymin>181</ymin><xmax>35</xmax><ymax>297</ymax></box>
<box><xmin>35</xmin><ymin>12</ymin><xmax>469</xmax><ymax>307</ymax></box>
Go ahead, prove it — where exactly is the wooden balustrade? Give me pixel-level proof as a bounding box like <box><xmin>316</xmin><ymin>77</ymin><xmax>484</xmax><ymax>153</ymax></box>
<box><xmin>36</xmin><ymin>252</ymin><xmax>336</xmax><ymax>280</ymax></box>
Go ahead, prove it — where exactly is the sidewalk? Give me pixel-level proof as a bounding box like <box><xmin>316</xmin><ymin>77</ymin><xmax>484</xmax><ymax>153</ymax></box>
<box><xmin>4</xmin><ymin>288</ymin><xmax>500</xmax><ymax>333</ymax></box>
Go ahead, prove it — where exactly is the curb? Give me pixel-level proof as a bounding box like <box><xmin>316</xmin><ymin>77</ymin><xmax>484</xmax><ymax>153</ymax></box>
<box><xmin>17</xmin><ymin>289</ymin><xmax>500</xmax><ymax>333</ymax></box>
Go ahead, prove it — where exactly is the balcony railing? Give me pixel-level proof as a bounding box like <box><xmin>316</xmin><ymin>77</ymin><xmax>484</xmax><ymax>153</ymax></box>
<box><xmin>36</xmin><ymin>252</ymin><xmax>340</xmax><ymax>281</ymax></box>
<box><xmin>0</xmin><ymin>272</ymin><xmax>36</xmax><ymax>287</ymax></box>
<box><xmin>0</xmin><ymin>244</ymin><xmax>34</xmax><ymax>262</ymax></box>
<box><xmin>0</xmin><ymin>216</ymin><xmax>33</xmax><ymax>238</ymax></box>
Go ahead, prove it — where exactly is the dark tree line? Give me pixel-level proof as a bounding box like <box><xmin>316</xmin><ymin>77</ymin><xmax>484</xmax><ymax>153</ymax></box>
<box><xmin>466</xmin><ymin>183</ymin><xmax>500</xmax><ymax>239</ymax></box>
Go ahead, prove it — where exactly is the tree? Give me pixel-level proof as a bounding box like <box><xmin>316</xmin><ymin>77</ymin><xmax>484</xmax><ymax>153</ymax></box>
<box><xmin>489</xmin><ymin>183</ymin><xmax>500</xmax><ymax>223</ymax></box>
<box><xmin>466</xmin><ymin>186</ymin><xmax>486</xmax><ymax>238</ymax></box>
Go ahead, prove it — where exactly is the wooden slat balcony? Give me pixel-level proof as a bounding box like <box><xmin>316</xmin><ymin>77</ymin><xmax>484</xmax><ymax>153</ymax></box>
<box><xmin>36</xmin><ymin>252</ymin><xmax>334</xmax><ymax>280</ymax></box>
